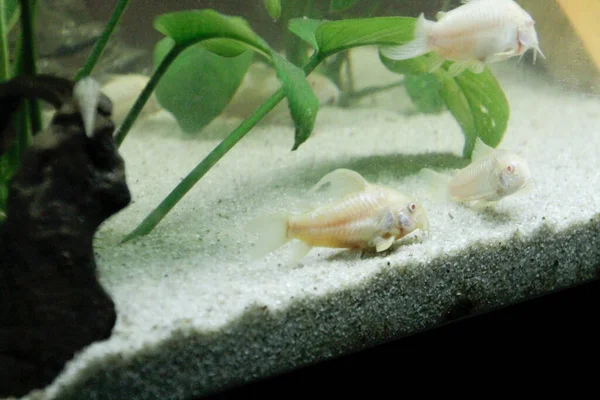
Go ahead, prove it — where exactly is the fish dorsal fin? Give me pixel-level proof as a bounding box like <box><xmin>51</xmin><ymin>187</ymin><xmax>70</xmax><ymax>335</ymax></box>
<box><xmin>308</xmin><ymin>168</ymin><xmax>369</xmax><ymax>201</ymax></box>
<box><xmin>471</xmin><ymin>137</ymin><xmax>496</xmax><ymax>162</ymax></box>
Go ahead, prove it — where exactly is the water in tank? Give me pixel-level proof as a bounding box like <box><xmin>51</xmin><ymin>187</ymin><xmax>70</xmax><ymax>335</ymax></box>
<box><xmin>1</xmin><ymin>1</ymin><xmax>598</xmax><ymax>398</ymax></box>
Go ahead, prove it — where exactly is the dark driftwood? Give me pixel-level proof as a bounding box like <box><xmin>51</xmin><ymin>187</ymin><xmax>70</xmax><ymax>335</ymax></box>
<box><xmin>0</xmin><ymin>76</ymin><xmax>130</xmax><ymax>397</ymax></box>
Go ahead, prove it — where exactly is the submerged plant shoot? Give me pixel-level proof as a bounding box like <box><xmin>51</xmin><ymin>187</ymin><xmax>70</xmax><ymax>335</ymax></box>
<box><xmin>0</xmin><ymin>0</ymin><xmax>517</xmax><ymax>239</ymax></box>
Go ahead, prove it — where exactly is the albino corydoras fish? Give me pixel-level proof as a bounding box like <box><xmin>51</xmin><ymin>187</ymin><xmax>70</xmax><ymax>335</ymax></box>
<box><xmin>247</xmin><ymin>169</ymin><xmax>430</xmax><ymax>263</ymax></box>
<box><xmin>419</xmin><ymin>137</ymin><xmax>533</xmax><ymax>209</ymax></box>
<box><xmin>380</xmin><ymin>0</ymin><xmax>545</xmax><ymax>76</ymax></box>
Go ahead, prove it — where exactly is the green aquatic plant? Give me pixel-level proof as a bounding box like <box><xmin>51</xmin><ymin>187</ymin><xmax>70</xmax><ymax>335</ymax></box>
<box><xmin>74</xmin><ymin>0</ymin><xmax>130</xmax><ymax>81</ymax></box>
<box><xmin>380</xmin><ymin>52</ymin><xmax>509</xmax><ymax>155</ymax></box>
<box><xmin>118</xmin><ymin>9</ymin><xmax>509</xmax><ymax>242</ymax></box>
<box><xmin>0</xmin><ymin>0</ymin><xmax>510</xmax><ymax>241</ymax></box>
<box><xmin>0</xmin><ymin>0</ymin><xmax>39</xmax><ymax>214</ymax></box>
<box><xmin>263</xmin><ymin>0</ymin><xmax>282</xmax><ymax>21</ymax></box>
<box><xmin>0</xmin><ymin>0</ymin><xmax>128</xmax><ymax>216</ymax></box>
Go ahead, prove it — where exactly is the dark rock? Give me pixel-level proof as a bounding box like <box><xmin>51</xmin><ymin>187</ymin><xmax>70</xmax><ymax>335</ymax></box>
<box><xmin>0</xmin><ymin>75</ymin><xmax>131</xmax><ymax>397</ymax></box>
<box><xmin>0</xmin><ymin>75</ymin><xmax>77</xmax><ymax>156</ymax></box>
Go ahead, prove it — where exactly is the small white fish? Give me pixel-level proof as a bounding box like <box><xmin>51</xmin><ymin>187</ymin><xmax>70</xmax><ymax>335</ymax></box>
<box><xmin>419</xmin><ymin>137</ymin><xmax>533</xmax><ymax>209</ymax></box>
<box><xmin>380</xmin><ymin>0</ymin><xmax>545</xmax><ymax>77</ymax></box>
<box><xmin>246</xmin><ymin>168</ymin><xmax>429</xmax><ymax>263</ymax></box>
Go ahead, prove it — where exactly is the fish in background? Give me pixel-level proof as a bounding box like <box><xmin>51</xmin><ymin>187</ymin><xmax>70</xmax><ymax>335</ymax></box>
<box><xmin>380</xmin><ymin>0</ymin><xmax>545</xmax><ymax>76</ymax></box>
<box><xmin>419</xmin><ymin>137</ymin><xmax>533</xmax><ymax>210</ymax></box>
<box><xmin>246</xmin><ymin>169</ymin><xmax>429</xmax><ymax>263</ymax></box>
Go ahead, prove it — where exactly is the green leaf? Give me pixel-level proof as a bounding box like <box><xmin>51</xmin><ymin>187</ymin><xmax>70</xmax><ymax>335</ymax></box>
<box><xmin>437</xmin><ymin>73</ymin><xmax>477</xmax><ymax>153</ymax></box>
<box><xmin>263</xmin><ymin>0</ymin><xmax>281</xmax><ymax>21</ymax></box>
<box><xmin>381</xmin><ymin>54</ymin><xmax>509</xmax><ymax>157</ymax></box>
<box><xmin>330</xmin><ymin>0</ymin><xmax>360</xmax><ymax>12</ymax></box>
<box><xmin>199</xmin><ymin>38</ymin><xmax>250</xmax><ymax>58</ymax></box>
<box><xmin>379</xmin><ymin>52</ymin><xmax>439</xmax><ymax>75</ymax></box>
<box><xmin>272</xmin><ymin>53</ymin><xmax>319</xmax><ymax>151</ymax></box>
<box><xmin>288</xmin><ymin>16</ymin><xmax>416</xmax><ymax>57</ymax></box>
<box><xmin>316</xmin><ymin>16</ymin><xmax>416</xmax><ymax>56</ymax></box>
<box><xmin>154</xmin><ymin>9</ymin><xmax>273</xmax><ymax>58</ymax></box>
<box><xmin>288</xmin><ymin>18</ymin><xmax>323</xmax><ymax>51</ymax></box>
<box><xmin>2</xmin><ymin>0</ymin><xmax>20</xmax><ymax>31</ymax></box>
<box><xmin>404</xmin><ymin>74</ymin><xmax>445</xmax><ymax>114</ymax></box>
<box><xmin>153</xmin><ymin>37</ymin><xmax>254</xmax><ymax>133</ymax></box>
<box><xmin>455</xmin><ymin>70</ymin><xmax>509</xmax><ymax>153</ymax></box>
<box><xmin>153</xmin><ymin>9</ymin><xmax>322</xmax><ymax>150</ymax></box>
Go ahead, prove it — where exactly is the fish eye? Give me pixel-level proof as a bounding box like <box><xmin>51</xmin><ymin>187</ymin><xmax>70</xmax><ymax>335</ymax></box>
<box><xmin>408</xmin><ymin>203</ymin><xmax>417</xmax><ymax>213</ymax></box>
<box><xmin>507</xmin><ymin>164</ymin><xmax>516</xmax><ymax>173</ymax></box>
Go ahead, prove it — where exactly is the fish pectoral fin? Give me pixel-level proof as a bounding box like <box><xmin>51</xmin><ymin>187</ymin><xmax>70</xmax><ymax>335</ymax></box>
<box><xmin>467</xmin><ymin>60</ymin><xmax>486</xmax><ymax>74</ymax></box>
<box><xmin>373</xmin><ymin>235</ymin><xmax>396</xmax><ymax>252</ymax></box>
<box><xmin>471</xmin><ymin>136</ymin><xmax>496</xmax><ymax>162</ymax></box>
<box><xmin>484</xmin><ymin>50</ymin><xmax>517</xmax><ymax>63</ymax></box>
<box><xmin>447</xmin><ymin>60</ymin><xmax>485</xmax><ymax>77</ymax></box>
<box><xmin>426</xmin><ymin>52</ymin><xmax>446</xmax><ymax>73</ymax></box>
<box><xmin>308</xmin><ymin>168</ymin><xmax>369</xmax><ymax>201</ymax></box>
<box><xmin>447</xmin><ymin>61</ymin><xmax>469</xmax><ymax>77</ymax></box>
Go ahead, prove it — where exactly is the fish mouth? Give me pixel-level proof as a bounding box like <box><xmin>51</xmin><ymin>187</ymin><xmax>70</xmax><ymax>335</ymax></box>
<box><xmin>416</xmin><ymin>212</ymin><xmax>430</xmax><ymax>238</ymax></box>
<box><xmin>517</xmin><ymin>175</ymin><xmax>536</xmax><ymax>195</ymax></box>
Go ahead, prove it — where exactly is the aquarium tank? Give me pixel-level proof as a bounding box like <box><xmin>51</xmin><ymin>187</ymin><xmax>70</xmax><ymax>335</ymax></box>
<box><xmin>1</xmin><ymin>0</ymin><xmax>599</xmax><ymax>398</ymax></box>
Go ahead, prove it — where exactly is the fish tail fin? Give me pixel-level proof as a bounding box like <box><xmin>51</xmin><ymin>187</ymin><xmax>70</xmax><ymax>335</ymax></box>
<box><xmin>379</xmin><ymin>13</ymin><xmax>434</xmax><ymax>60</ymax></box>
<box><xmin>418</xmin><ymin>168</ymin><xmax>451</xmax><ymax>201</ymax></box>
<box><xmin>246</xmin><ymin>211</ymin><xmax>291</xmax><ymax>260</ymax></box>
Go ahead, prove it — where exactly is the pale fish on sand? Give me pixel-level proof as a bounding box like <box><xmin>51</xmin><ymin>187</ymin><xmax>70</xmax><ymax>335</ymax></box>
<box><xmin>380</xmin><ymin>0</ymin><xmax>545</xmax><ymax>77</ymax></box>
<box><xmin>419</xmin><ymin>137</ymin><xmax>533</xmax><ymax>210</ymax></box>
<box><xmin>246</xmin><ymin>169</ymin><xmax>430</xmax><ymax>263</ymax></box>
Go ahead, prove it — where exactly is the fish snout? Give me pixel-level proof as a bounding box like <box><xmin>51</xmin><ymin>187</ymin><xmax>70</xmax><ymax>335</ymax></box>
<box><xmin>518</xmin><ymin>24</ymin><xmax>545</xmax><ymax>64</ymax></box>
<box><xmin>415</xmin><ymin>209</ymin><xmax>430</xmax><ymax>237</ymax></box>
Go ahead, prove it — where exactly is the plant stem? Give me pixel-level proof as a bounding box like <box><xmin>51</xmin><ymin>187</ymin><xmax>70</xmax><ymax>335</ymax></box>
<box><xmin>17</xmin><ymin>101</ymin><xmax>30</xmax><ymax>155</ymax></box>
<box><xmin>17</xmin><ymin>0</ymin><xmax>40</xmax><ymax>143</ymax></box>
<box><xmin>121</xmin><ymin>53</ymin><xmax>323</xmax><ymax>243</ymax></box>
<box><xmin>75</xmin><ymin>0</ymin><xmax>130</xmax><ymax>81</ymax></box>
<box><xmin>114</xmin><ymin>44</ymin><xmax>183</xmax><ymax>148</ymax></box>
<box><xmin>121</xmin><ymin>88</ymin><xmax>287</xmax><ymax>242</ymax></box>
<box><xmin>282</xmin><ymin>0</ymin><xmax>315</xmax><ymax>67</ymax></box>
<box><xmin>0</xmin><ymin>0</ymin><xmax>10</xmax><ymax>80</ymax></box>
<box><xmin>18</xmin><ymin>0</ymin><xmax>36</xmax><ymax>77</ymax></box>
